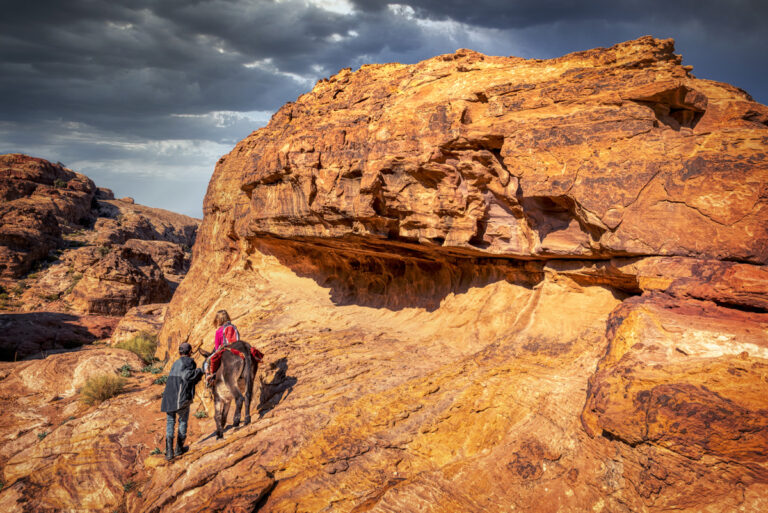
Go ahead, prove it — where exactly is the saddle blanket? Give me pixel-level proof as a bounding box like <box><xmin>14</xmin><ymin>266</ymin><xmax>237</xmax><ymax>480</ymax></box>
<box><xmin>209</xmin><ymin>346</ymin><xmax>264</xmax><ymax>375</ymax></box>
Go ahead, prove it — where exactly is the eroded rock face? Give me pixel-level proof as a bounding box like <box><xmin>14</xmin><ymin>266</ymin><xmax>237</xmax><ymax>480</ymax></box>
<box><xmin>0</xmin><ymin>154</ymin><xmax>200</xmax><ymax>354</ymax></box>
<box><xmin>69</xmin><ymin>246</ymin><xmax>172</xmax><ymax>316</ymax></box>
<box><xmin>208</xmin><ymin>36</ymin><xmax>767</xmax><ymax>264</ymax></box>
<box><xmin>0</xmin><ymin>154</ymin><xmax>95</xmax><ymax>278</ymax></box>
<box><xmin>1</xmin><ymin>37</ymin><xmax>767</xmax><ymax>513</ymax></box>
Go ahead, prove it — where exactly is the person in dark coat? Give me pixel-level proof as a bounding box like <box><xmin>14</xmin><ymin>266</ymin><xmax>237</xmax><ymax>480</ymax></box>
<box><xmin>161</xmin><ymin>342</ymin><xmax>203</xmax><ymax>460</ymax></box>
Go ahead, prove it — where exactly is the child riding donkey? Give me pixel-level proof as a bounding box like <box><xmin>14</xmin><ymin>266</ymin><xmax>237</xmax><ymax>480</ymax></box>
<box><xmin>200</xmin><ymin>309</ymin><xmax>265</xmax><ymax>437</ymax></box>
<box><xmin>204</xmin><ymin>310</ymin><xmax>263</xmax><ymax>386</ymax></box>
<box><xmin>204</xmin><ymin>310</ymin><xmax>241</xmax><ymax>386</ymax></box>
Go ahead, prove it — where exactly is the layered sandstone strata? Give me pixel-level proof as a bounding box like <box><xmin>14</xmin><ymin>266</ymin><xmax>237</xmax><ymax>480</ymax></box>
<box><xmin>1</xmin><ymin>37</ymin><xmax>767</xmax><ymax>513</ymax></box>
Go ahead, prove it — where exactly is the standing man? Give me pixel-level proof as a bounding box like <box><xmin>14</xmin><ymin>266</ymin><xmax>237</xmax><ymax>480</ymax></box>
<box><xmin>161</xmin><ymin>342</ymin><xmax>203</xmax><ymax>461</ymax></box>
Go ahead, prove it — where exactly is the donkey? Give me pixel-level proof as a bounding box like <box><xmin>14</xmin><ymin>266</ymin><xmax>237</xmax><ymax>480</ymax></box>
<box><xmin>199</xmin><ymin>340</ymin><xmax>258</xmax><ymax>438</ymax></box>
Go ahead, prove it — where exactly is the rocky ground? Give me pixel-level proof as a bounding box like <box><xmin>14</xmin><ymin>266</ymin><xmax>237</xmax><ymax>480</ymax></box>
<box><xmin>0</xmin><ymin>36</ymin><xmax>767</xmax><ymax>513</ymax></box>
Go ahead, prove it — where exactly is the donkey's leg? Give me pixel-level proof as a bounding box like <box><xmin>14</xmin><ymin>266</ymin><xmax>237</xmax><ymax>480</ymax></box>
<box><xmin>243</xmin><ymin>368</ymin><xmax>255</xmax><ymax>425</ymax></box>
<box><xmin>229</xmin><ymin>380</ymin><xmax>244</xmax><ymax>427</ymax></box>
<box><xmin>232</xmin><ymin>393</ymin><xmax>244</xmax><ymax>427</ymax></box>
<box><xmin>214</xmin><ymin>394</ymin><xmax>225</xmax><ymax>439</ymax></box>
<box><xmin>221</xmin><ymin>399</ymin><xmax>231</xmax><ymax>430</ymax></box>
<box><xmin>228</xmin><ymin>362</ymin><xmax>245</xmax><ymax>427</ymax></box>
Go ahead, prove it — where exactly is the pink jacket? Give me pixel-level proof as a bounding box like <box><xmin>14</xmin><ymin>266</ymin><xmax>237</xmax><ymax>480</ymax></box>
<box><xmin>213</xmin><ymin>322</ymin><xmax>240</xmax><ymax>352</ymax></box>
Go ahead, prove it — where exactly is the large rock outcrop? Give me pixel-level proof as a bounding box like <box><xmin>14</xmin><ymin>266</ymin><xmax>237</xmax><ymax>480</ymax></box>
<box><xmin>0</xmin><ymin>154</ymin><xmax>199</xmax><ymax>358</ymax></box>
<box><xmin>1</xmin><ymin>37</ymin><xmax>767</xmax><ymax>513</ymax></box>
<box><xmin>0</xmin><ymin>155</ymin><xmax>96</xmax><ymax>278</ymax></box>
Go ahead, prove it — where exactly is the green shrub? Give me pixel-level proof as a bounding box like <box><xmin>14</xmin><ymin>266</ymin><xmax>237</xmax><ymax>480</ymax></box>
<box><xmin>123</xmin><ymin>481</ymin><xmax>135</xmax><ymax>492</ymax></box>
<box><xmin>115</xmin><ymin>333</ymin><xmax>157</xmax><ymax>365</ymax></box>
<box><xmin>98</xmin><ymin>245</ymin><xmax>111</xmax><ymax>257</ymax></box>
<box><xmin>194</xmin><ymin>410</ymin><xmax>208</xmax><ymax>419</ymax></box>
<box><xmin>150</xmin><ymin>447</ymin><xmax>161</xmax><ymax>455</ymax></box>
<box><xmin>141</xmin><ymin>364</ymin><xmax>162</xmax><ymax>374</ymax></box>
<box><xmin>153</xmin><ymin>375</ymin><xmax>167</xmax><ymax>385</ymax></box>
<box><xmin>118</xmin><ymin>364</ymin><xmax>133</xmax><ymax>377</ymax></box>
<box><xmin>37</xmin><ymin>431</ymin><xmax>49</xmax><ymax>441</ymax></box>
<box><xmin>53</xmin><ymin>178</ymin><xmax>67</xmax><ymax>188</ymax></box>
<box><xmin>12</xmin><ymin>280</ymin><xmax>28</xmax><ymax>295</ymax></box>
<box><xmin>42</xmin><ymin>292</ymin><xmax>61</xmax><ymax>302</ymax></box>
<box><xmin>80</xmin><ymin>374</ymin><xmax>126</xmax><ymax>405</ymax></box>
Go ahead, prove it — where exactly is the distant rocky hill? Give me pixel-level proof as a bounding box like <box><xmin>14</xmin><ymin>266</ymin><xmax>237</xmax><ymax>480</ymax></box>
<box><xmin>1</xmin><ymin>37</ymin><xmax>767</xmax><ymax>513</ymax></box>
<box><xmin>0</xmin><ymin>154</ymin><xmax>199</xmax><ymax>359</ymax></box>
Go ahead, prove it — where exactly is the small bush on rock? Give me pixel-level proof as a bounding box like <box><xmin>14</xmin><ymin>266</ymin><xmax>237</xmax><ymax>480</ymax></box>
<box><xmin>115</xmin><ymin>333</ymin><xmax>157</xmax><ymax>364</ymax></box>
<box><xmin>80</xmin><ymin>374</ymin><xmax>125</xmax><ymax>405</ymax></box>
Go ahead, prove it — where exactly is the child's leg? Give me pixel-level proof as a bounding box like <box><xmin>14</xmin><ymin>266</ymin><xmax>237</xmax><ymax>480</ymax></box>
<box><xmin>166</xmin><ymin>412</ymin><xmax>176</xmax><ymax>442</ymax></box>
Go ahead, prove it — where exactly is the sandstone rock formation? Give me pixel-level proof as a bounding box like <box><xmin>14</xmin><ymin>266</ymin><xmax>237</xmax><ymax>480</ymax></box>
<box><xmin>0</xmin><ymin>155</ymin><xmax>95</xmax><ymax>278</ymax></box>
<box><xmin>0</xmin><ymin>154</ymin><xmax>199</xmax><ymax>358</ymax></box>
<box><xmin>111</xmin><ymin>303</ymin><xmax>168</xmax><ymax>345</ymax></box>
<box><xmin>1</xmin><ymin>37</ymin><xmax>767</xmax><ymax>513</ymax></box>
<box><xmin>68</xmin><ymin>245</ymin><xmax>172</xmax><ymax>316</ymax></box>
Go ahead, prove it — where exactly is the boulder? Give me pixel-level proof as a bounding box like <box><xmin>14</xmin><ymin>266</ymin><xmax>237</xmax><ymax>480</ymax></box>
<box><xmin>0</xmin><ymin>347</ymin><xmax>161</xmax><ymax>513</ymax></box>
<box><xmin>111</xmin><ymin>303</ymin><xmax>167</xmax><ymax>345</ymax></box>
<box><xmin>582</xmin><ymin>293</ymin><xmax>768</xmax><ymax>508</ymax></box>
<box><xmin>69</xmin><ymin>246</ymin><xmax>171</xmax><ymax>316</ymax></box>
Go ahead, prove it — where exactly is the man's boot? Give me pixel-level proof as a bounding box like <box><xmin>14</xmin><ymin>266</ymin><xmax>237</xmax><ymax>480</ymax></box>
<box><xmin>165</xmin><ymin>436</ymin><xmax>174</xmax><ymax>461</ymax></box>
<box><xmin>175</xmin><ymin>436</ymin><xmax>188</xmax><ymax>457</ymax></box>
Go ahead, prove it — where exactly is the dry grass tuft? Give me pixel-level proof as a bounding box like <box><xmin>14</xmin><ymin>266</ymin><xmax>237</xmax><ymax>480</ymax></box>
<box><xmin>115</xmin><ymin>333</ymin><xmax>157</xmax><ymax>364</ymax></box>
<box><xmin>80</xmin><ymin>374</ymin><xmax>126</xmax><ymax>405</ymax></box>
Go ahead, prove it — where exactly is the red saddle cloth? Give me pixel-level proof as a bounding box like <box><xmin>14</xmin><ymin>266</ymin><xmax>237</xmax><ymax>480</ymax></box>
<box><xmin>209</xmin><ymin>346</ymin><xmax>264</xmax><ymax>375</ymax></box>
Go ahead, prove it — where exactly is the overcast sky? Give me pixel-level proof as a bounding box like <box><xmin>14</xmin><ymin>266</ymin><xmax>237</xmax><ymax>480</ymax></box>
<box><xmin>2</xmin><ymin>0</ymin><xmax>766</xmax><ymax>217</ymax></box>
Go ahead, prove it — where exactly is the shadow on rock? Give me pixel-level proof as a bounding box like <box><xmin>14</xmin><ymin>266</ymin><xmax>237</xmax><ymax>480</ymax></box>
<box><xmin>258</xmin><ymin>357</ymin><xmax>296</xmax><ymax>418</ymax></box>
<box><xmin>0</xmin><ymin>311</ymin><xmax>117</xmax><ymax>360</ymax></box>
<box><xmin>252</xmin><ymin>236</ymin><xmax>544</xmax><ymax>312</ymax></box>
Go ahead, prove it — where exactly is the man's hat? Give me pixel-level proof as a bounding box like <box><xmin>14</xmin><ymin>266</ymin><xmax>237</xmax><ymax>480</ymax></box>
<box><xmin>178</xmin><ymin>342</ymin><xmax>192</xmax><ymax>354</ymax></box>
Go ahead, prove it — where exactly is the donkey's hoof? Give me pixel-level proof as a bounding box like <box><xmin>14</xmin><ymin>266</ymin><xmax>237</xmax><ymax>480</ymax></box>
<box><xmin>215</xmin><ymin>432</ymin><xmax>223</xmax><ymax>440</ymax></box>
<box><xmin>232</xmin><ymin>420</ymin><xmax>240</xmax><ymax>428</ymax></box>
<box><xmin>243</xmin><ymin>417</ymin><xmax>251</xmax><ymax>425</ymax></box>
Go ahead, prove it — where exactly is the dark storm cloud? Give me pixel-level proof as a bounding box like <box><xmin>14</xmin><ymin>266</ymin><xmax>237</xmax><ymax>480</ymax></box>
<box><xmin>351</xmin><ymin>0</ymin><xmax>768</xmax><ymax>101</ymax></box>
<box><xmin>1</xmin><ymin>0</ymin><xmax>766</xmax><ymax>217</ymax></box>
